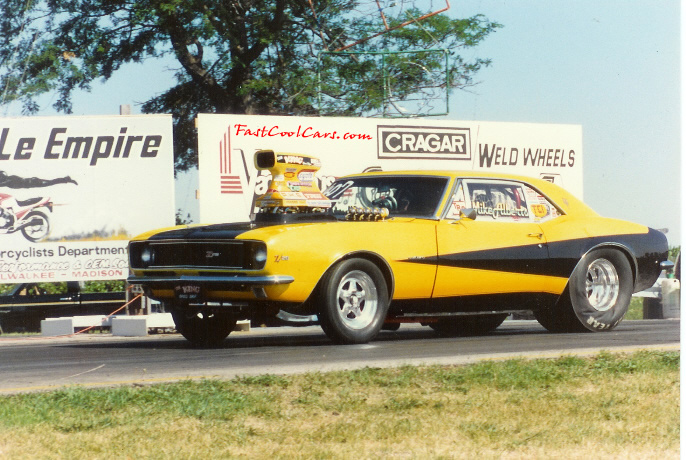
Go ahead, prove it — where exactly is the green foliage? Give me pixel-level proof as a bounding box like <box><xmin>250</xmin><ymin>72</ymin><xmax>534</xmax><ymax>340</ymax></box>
<box><xmin>626</xmin><ymin>296</ymin><xmax>644</xmax><ymax>320</ymax></box>
<box><xmin>0</xmin><ymin>281</ymin><xmax>124</xmax><ymax>294</ymax></box>
<box><xmin>0</xmin><ymin>378</ymin><xmax>283</xmax><ymax>428</ymax></box>
<box><xmin>81</xmin><ymin>280</ymin><xmax>125</xmax><ymax>293</ymax></box>
<box><xmin>0</xmin><ymin>282</ymin><xmax>67</xmax><ymax>294</ymax></box>
<box><xmin>175</xmin><ymin>209</ymin><xmax>192</xmax><ymax>225</ymax></box>
<box><xmin>0</xmin><ymin>351</ymin><xmax>678</xmax><ymax>458</ymax></box>
<box><xmin>0</xmin><ymin>0</ymin><xmax>501</xmax><ymax>171</ymax></box>
<box><xmin>0</xmin><ymin>351</ymin><xmax>677</xmax><ymax>428</ymax></box>
<box><xmin>0</xmin><ymin>351</ymin><xmax>680</xmax><ymax>427</ymax></box>
<box><xmin>669</xmin><ymin>245</ymin><xmax>680</xmax><ymax>261</ymax></box>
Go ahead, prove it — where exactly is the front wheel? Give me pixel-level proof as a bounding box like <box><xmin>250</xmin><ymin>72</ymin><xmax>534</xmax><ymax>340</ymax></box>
<box><xmin>318</xmin><ymin>258</ymin><xmax>389</xmax><ymax>344</ymax></box>
<box><xmin>169</xmin><ymin>305</ymin><xmax>237</xmax><ymax>347</ymax></box>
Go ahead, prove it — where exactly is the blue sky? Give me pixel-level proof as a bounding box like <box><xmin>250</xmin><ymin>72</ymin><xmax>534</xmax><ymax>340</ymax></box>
<box><xmin>447</xmin><ymin>0</ymin><xmax>681</xmax><ymax>245</ymax></box>
<box><xmin>2</xmin><ymin>0</ymin><xmax>681</xmax><ymax>245</ymax></box>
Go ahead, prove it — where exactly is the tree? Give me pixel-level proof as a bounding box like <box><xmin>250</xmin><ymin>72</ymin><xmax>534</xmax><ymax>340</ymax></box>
<box><xmin>0</xmin><ymin>0</ymin><xmax>501</xmax><ymax>170</ymax></box>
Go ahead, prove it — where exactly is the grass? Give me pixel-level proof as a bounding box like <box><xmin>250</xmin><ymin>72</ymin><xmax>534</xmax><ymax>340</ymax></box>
<box><xmin>626</xmin><ymin>296</ymin><xmax>646</xmax><ymax>320</ymax></box>
<box><xmin>0</xmin><ymin>350</ymin><xmax>679</xmax><ymax>459</ymax></box>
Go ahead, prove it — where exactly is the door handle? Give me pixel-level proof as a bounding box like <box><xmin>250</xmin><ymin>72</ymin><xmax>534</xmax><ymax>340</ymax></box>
<box><xmin>528</xmin><ymin>232</ymin><xmax>544</xmax><ymax>239</ymax></box>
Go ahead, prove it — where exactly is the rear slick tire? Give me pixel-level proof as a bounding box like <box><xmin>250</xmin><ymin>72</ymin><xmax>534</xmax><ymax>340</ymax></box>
<box><xmin>535</xmin><ymin>249</ymin><xmax>633</xmax><ymax>333</ymax></box>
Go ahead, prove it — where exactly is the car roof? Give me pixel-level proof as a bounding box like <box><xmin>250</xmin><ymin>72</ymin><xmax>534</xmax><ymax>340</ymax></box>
<box><xmin>341</xmin><ymin>170</ymin><xmax>597</xmax><ymax>217</ymax></box>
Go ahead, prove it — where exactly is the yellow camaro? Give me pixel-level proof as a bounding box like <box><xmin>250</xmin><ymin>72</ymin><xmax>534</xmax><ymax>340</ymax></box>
<box><xmin>128</xmin><ymin>151</ymin><xmax>670</xmax><ymax>346</ymax></box>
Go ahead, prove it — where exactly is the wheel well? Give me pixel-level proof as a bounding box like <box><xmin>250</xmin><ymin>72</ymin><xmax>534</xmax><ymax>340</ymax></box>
<box><xmin>302</xmin><ymin>251</ymin><xmax>395</xmax><ymax>313</ymax></box>
<box><xmin>551</xmin><ymin>244</ymin><xmax>638</xmax><ymax>310</ymax></box>
<box><xmin>338</xmin><ymin>252</ymin><xmax>395</xmax><ymax>299</ymax></box>
<box><xmin>581</xmin><ymin>244</ymin><xmax>639</xmax><ymax>288</ymax></box>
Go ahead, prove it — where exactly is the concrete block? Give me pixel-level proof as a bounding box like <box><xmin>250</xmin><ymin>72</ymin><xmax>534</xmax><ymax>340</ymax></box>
<box><xmin>70</xmin><ymin>315</ymin><xmax>112</xmax><ymax>328</ymax></box>
<box><xmin>661</xmin><ymin>279</ymin><xmax>681</xmax><ymax>319</ymax></box>
<box><xmin>146</xmin><ymin>313</ymin><xmax>174</xmax><ymax>329</ymax></box>
<box><xmin>41</xmin><ymin>318</ymin><xmax>74</xmax><ymax>336</ymax></box>
<box><xmin>235</xmin><ymin>320</ymin><xmax>251</xmax><ymax>332</ymax></box>
<box><xmin>111</xmin><ymin>316</ymin><xmax>148</xmax><ymax>336</ymax></box>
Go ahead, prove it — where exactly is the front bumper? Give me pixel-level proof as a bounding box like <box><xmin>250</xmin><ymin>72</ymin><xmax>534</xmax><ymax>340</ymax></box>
<box><xmin>127</xmin><ymin>274</ymin><xmax>295</xmax><ymax>302</ymax></box>
<box><xmin>127</xmin><ymin>274</ymin><xmax>294</xmax><ymax>287</ymax></box>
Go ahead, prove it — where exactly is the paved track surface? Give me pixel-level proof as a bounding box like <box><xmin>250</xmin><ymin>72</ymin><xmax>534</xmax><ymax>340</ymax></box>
<box><xmin>0</xmin><ymin>320</ymin><xmax>679</xmax><ymax>393</ymax></box>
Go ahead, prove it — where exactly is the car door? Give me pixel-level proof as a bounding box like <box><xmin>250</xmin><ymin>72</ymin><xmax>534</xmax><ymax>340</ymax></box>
<box><xmin>432</xmin><ymin>179</ymin><xmax>554</xmax><ymax>311</ymax></box>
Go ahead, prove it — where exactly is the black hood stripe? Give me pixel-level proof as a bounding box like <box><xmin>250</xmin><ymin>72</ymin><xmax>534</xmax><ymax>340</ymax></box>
<box><xmin>149</xmin><ymin>214</ymin><xmax>337</xmax><ymax>240</ymax></box>
<box><xmin>149</xmin><ymin>222</ymin><xmax>258</xmax><ymax>240</ymax></box>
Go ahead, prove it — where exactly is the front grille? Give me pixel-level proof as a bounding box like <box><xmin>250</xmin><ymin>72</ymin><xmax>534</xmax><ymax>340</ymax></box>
<box><xmin>130</xmin><ymin>240</ymin><xmax>264</xmax><ymax>270</ymax></box>
<box><xmin>155</xmin><ymin>242</ymin><xmax>244</xmax><ymax>268</ymax></box>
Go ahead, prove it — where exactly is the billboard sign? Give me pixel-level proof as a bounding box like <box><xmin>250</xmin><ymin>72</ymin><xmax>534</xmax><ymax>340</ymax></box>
<box><xmin>197</xmin><ymin>114</ymin><xmax>582</xmax><ymax>223</ymax></box>
<box><xmin>0</xmin><ymin>115</ymin><xmax>174</xmax><ymax>283</ymax></box>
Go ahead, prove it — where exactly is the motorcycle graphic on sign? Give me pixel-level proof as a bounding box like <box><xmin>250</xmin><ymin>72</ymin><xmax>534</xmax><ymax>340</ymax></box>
<box><xmin>0</xmin><ymin>171</ymin><xmax>77</xmax><ymax>242</ymax></box>
<box><xmin>0</xmin><ymin>193</ymin><xmax>53</xmax><ymax>242</ymax></box>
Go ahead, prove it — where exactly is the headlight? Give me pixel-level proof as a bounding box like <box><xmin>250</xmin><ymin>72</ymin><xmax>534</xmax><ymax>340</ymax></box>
<box><xmin>140</xmin><ymin>247</ymin><xmax>154</xmax><ymax>265</ymax></box>
<box><xmin>130</xmin><ymin>243</ymin><xmax>154</xmax><ymax>269</ymax></box>
<box><xmin>246</xmin><ymin>242</ymin><xmax>268</xmax><ymax>270</ymax></box>
<box><xmin>254</xmin><ymin>247</ymin><xmax>267</xmax><ymax>264</ymax></box>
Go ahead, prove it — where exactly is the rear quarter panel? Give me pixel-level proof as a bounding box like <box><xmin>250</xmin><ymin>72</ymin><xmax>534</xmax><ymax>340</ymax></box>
<box><xmin>541</xmin><ymin>215</ymin><xmax>667</xmax><ymax>292</ymax></box>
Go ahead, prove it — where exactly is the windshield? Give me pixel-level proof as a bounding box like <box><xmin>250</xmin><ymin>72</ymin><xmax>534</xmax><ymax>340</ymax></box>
<box><xmin>323</xmin><ymin>176</ymin><xmax>449</xmax><ymax>219</ymax></box>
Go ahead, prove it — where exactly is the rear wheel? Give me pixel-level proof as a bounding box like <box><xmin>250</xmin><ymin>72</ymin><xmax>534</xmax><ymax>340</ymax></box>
<box><xmin>535</xmin><ymin>249</ymin><xmax>633</xmax><ymax>332</ymax></box>
<box><xmin>169</xmin><ymin>304</ymin><xmax>237</xmax><ymax>347</ymax></box>
<box><xmin>318</xmin><ymin>258</ymin><xmax>389</xmax><ymax>344</ymax></box>
<box><xmin>429</xmin><ymin>314</ymin><xmax>507</xmax><ymax>337</ymax></box>
<box><xmin>21</xmin><ymin>211</ymin><xmax>50</xmax><ymax>242</ymax></box>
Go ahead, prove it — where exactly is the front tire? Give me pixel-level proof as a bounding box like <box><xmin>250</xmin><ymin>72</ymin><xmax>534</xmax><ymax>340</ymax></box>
<box><xmin>169</xmin><ymin>305</ymin><xmax>237</xmax><ymax>347</ymax></box>
<box><xmin>318</xmin><ymin>258</ymin><xmax>390</xmax><ymax>344</ymax></box>
<box><xmin>535</xmin><ymin>249</ymin><xmax>633</xmax><ymax>332</ymax></box>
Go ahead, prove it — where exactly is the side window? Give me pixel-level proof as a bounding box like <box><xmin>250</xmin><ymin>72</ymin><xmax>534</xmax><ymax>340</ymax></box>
<box><xmin>445</xmin><ymin>180</ymin><xmax>468</xmax><ymax>219</ymax></box>
<box><xmin>445</xmin><ymin>179</ymin><xmax>562</xmax><ymax>223</ymax></box>
<box><xmin>523</xmin><ymin>184</ymin><xmax>561</xmax><ymax>223</ymax></box>
<box><xmin>465</xmin><ymin>180</ymin><xmax>531</xmax><ymax>222</ymax></box>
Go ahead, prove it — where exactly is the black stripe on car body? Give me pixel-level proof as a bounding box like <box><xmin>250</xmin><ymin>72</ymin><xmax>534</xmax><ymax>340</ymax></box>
<box><xmin>402</xmin><ymin>229</ymin><xmax>667</xmax><ymax>292</ymax></box>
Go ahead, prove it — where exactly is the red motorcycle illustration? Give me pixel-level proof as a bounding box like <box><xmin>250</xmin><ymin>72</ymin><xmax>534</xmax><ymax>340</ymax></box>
<box><xmin>0</xmin><ymin>193</ymin><xmax>52</xmax><ymax>242</ymax></box>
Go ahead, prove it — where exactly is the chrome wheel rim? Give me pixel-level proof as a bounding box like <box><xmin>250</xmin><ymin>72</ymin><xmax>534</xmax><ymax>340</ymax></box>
<box><xmin>336</xmin><ymin>270</ymin><xmax>378</xmax><ymax>330</ymax></box>
<box><xmin>585</xmin><ymin>258</ymin><xmax>620</xmax><ymax>312</ymax></box>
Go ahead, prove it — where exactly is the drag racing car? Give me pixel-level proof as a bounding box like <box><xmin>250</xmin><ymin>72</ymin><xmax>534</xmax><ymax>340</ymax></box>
<box><xmin>128</xmin><ymin>150</ymin><xmax>671</xmax><ymax>346</ymax></box>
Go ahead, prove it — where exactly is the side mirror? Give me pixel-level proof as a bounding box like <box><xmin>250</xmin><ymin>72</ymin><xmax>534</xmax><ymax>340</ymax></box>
<box><xmin>459</xmin><ymin>208</ymin><xmax>477</xmax><ymax>220</ymax></box>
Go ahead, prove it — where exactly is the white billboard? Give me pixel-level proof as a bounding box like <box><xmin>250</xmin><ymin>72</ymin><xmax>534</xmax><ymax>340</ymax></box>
<box><xmin>0</xmin><ymin>115</ymin><xmax>175</xmax><ymax>282</ymax></box>
<box><xmin>197</xmin><ymin>114</ymin><xmax>582</xmax><ymax>223</ymax></box>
